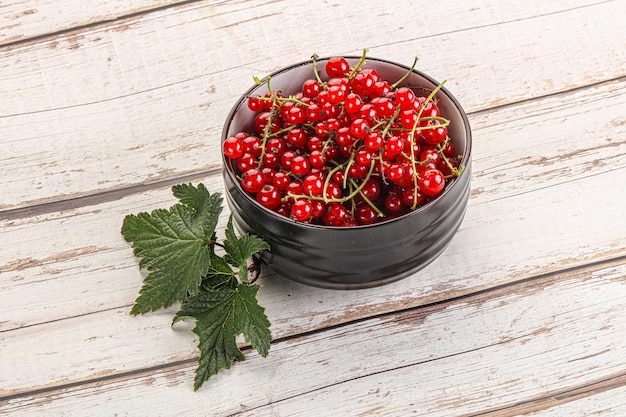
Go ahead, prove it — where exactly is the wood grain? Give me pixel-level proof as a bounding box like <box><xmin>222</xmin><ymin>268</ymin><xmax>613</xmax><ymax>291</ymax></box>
<box><xmin>2</xmin><ymin>165</ymin><xmax>625</xmax><ymax>396</ymax></box>
<box><xmin>2</xmin><ymin>259</ymin><xmax>624</xmax><ymax>415</ymax></box>
<box><xmin>2</xmin><ymin>0</ymin><xmax>626</xmax><ymax>415</ymax></box>
<box><xmin>0</xmin><ymin>0</ymin><xmax>194</xmax><ymax>45</ymax></box>
<box><xmin>2</xmin><ymin>0</ymin><xmax>625</xmax><ymax>210</ymax></box>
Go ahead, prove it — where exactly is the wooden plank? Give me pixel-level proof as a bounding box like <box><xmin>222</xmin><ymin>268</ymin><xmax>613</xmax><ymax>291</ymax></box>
<box><xmin>469</xmin><ymin>374</ymin><xmax>626</xmax><ymax>416</ymax></box>
<box><xmin>0</xmin><ymin>0</ymin><xmax>187</xmax><ymax>45</ymax></box>
<box><xmin>2</xmin><ymin>259</ymin><xmax>625</xmax><ymax>416</ymax></box>
<box><xmin>2</xmin><ymin>78</ymin><xmax>625</xmax><ymax>331</ymax></box>
<box><xmin>0</xmin><ymin>0</ymin><xmax>603</xmax><ymax>46</ymax></box>
<box><xmin>505</xmin><ymin>384</ymin><xmax>626</xmax><ymax>417</ymax></box>
<box><xmin>1</xmin><ymin>166</ymin><xmax>625</xmax><ymax>396</ymax></box>
<box><xmin>2</xmin><ymin>0</ymin><xmax>625</xmax><ymax>210</ymax></box>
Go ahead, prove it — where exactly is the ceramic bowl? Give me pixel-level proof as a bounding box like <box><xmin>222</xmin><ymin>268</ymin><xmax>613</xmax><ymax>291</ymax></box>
<box><xmin>222</xmin><ymin>56</ymin><xmax>472</xmax><ymax>289</ymax></box>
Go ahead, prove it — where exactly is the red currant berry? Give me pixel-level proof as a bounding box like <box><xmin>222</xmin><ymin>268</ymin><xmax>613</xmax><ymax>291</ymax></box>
<box><xmin>266</xmin><ymin>137</ymin><xmax>286</xmax><ymax>156</ymax></box>
<box><xmin>236</xmin><ymin>153</ymin><xmax>256</xmax><ymax>173</ymax></box>
<box><xmin>395</xmin><ymin>87</ymin><xmax>416</xmax><ymax>110</ymax></box>
<box><xmin>372</xmin><ymin>80</ymin><xmax>392</xmax><ymax>96</ymax></box>
<box><xmin>364</xmin><ymin>132</ymin><xmax>384</xmax><ymax>152</ymax></box>
<box><xmin>400</xmin><ymin>109</ymin><xmax>418</xmax><ymax>129</ymax></box>
<box><xmin>394</xmin><ymin>163</ymin><xmax>415</xmax><ymax>187</ymax></box>
<box><xmin>286</xmin><ymin>181</ymin><xmax>304</xmax><ymax>200</ymax></box>
<box><xmin>361</xmin><ymin>68</ymin><xmax>381</xmax><ymax>83</ymax></box>
<box><xmin>347</xmin><ymin>163</ymin><xmax>368</xmax><ymax>179</ymax></box>
<box><xmin>344</xmin><ymin>93</ymin><xmax>363</xmax><ymax>113</ymax></box>
<box><xmin>327</xmin><ymin>84</ymin><xmax>346</xmax><ymax>103</ymax></box>
<box><xmin>280</xmin><ymin>150</ymin><xmax>297</xmax><ymax>170</ymax></box>
<box><xmin>262</xmin><ymin>152</ymin><xmax>280</xmax><ymax>168</ymax></box>
<box><xmin>402</xmin><ymin>186</ymin><xmax>425</xmax><ymax>208</ymax></box>
<box><xmin>324</xmin><ymin>144</ymin><xmax>339</xmax><ymax>160</ymax></box>
<box><xmin>274</xmin><ymin>201</ymin><xmax>290</xmax><ymax>216</ymax></box>
<box><xmin>317</xmin><ymin>90</ymin><xmax>330</xmax><ymax>105</ymax></box>
<box><xmin>360</xmin><ymin>177</ymin><xmax>382</xmax><ymax>202</ymax></box>
<box><xmin>260</xmin><ymin>167</ymin><xmax>275</xmax><ymax>182</ymax></box>
<box><xmin>286</xmin><ymin>128</ymin><xmax>308</xmax><ymax>148</ymax></box>
<box><xmin>327</xmin><ymin>77</ymin><xmax>349</xmax><ymax>89</ymax></box>
<box><xmin>358</xmin><ymin>103</ymin><xmax>378</xmax><ymax>122</ymax></box>
<box><xmin>302</xmin><ymin>174</ymin><xmax>324</xmax><ymax>196</ymax></box>
<box><xmin>384</xmin><ymin>163</ymin><xmax>405</xmax><ymax>184</ymax></box>
<box><xmin>330</xmin><ymin>170</ymin><xmax>344</xmax><ymax>185</ymax></box>
<box><xmin>371</xmin><ymin>96</ymin><xmax>395</xmax><ymax>118</ymax></box>
<box><xmin>403</xmin><ymin>135</ymin><xmax>421</xmax><ymax>157</ymax></box>
<box><xmin>302</xmin><ymin>79</ymin><xmax>321</xmax><ymax>98</ymax></box>
<box><xmin>321</xmin><ymin>102</ymin><xmax>340</xmax><ymax>118</ymax></box>
<box><xmin>291</xmin><ymin>199</ymin><xmax>314</xmax><ymax>222</ymax></box>
<box><xmin>355</xmin><ymin>149</ymin><xmax>373</xmax><ymax>166</ymax></box>
<box><xmin>323</xmin><ymin>202</ymin><xmax>350</xmax><ymax>226</ymax></box>
<box><xmin>386</xmin><ymin>135</ymin><xmax>404</xmax><ymax>155</ymax></box>
<box><xmin>240</xmin><ymin>168</ymin><xmax>265</xmax><ymax>193</ymax></box>
<box><xmin>422</xmin><ymin>123</ymin><xmax>448</xmax><ymax>145</ymax></box>
<box><xmin>307</xmin><ymin>136</ymin><xmax>323</xmax><ymax>152</ymax></box>
<box><xmin>351</xmin><ymin>70</ymin><xmax>375</xmax><ymax>96</ymax></box>
<box><xmin>350</xmin><ymin>118</ymin><xmax>369</xmax><ymax>139</ymax></box>
<box><xmin>384</xmin><ymin>193</ymin><xmax>406</xmax><ymax>216</ymax></box>
<box><xmin>325</xmin><ymin>56</ymin><xmax>350</xmax><ymax>78</ymax></box>
<box><xmin>442</xmin><ymin>141</ymin><xmax>457</xmax><ymax>158</ymax></box>
<box><xmin>325</xmin><ymin>182</ymin><xmax>342</xmax><ymax>200</ymax></box>
<box><xmin>315</xmin><ymin>122</ymin><xmax>329</xmax><ymax>138</ymax></box>
<box><xmin>311</xmin><ymin>200</ymin><xmax>326</xmax><ymax>220</ymax></box>
<box><xmin>309</xmin><ymin>150</ymin><xmax>327</xmax><ymax>169</ymax></box>
<box><xmin>223</xmin><ymin>136</ymin><xmax>244</xmax><ymax>159</ymax></box>
<box><xmin>291</xmin><ymin>155</ymin><xmax>310</xmax><ymax>176</ymax></box>
<box><xmin>253</xmin><ymin>112</ymin><xmax>279</xmax><ymax>135</ymax></box>
<box><xmin>420</xmin><ymin>101</ymin><xmax>440</xmax><ymax>118</ymax></box>
<box><xmin>335</xmin><ymin>126</ymin><xmax>354</xmax><ymax>147</ymax></box>
<box><xmin>285</xmin><ymin>106</ymin><xmax>306</xmax><ymax>125</ymax></box>
<box><xmin>305</xmin><ymin>103</ymin><xmax>323</xmax><ymax>123</ymax></box>
<box><xmin>437</xmin><ymin>158</ymin><xmax>459</xmax><ymax>177</ymax></box>
<box><xmin>272</xmin><ymin>172</ymin><xmax>290</xmax><ymax>190</ymax></box>
<box><xmin>418</xmin><ymin>168</ymin><xmax>445</xmax><ymax>197</ymax></box>
<box><xmin>338</xmin><ymin>144</ymin><xmax>353</xmax><ymax>157</ymax></box>
<box><xmin>355</xmin><ymin>205</ymin><xmax>378</xmax><ymax>225</ymax></box>
<box><xmin>242</xmin><ymin>136</ymin><xmax>262</xmax><ymax>157</ymax></box>
<box><xmin>280</xmin><ymin>101</ymin><xmax>295</xmax><ymax>119</ymax></box>
<box><xmin>420</xmin><ymin>147</ymin><xmax>441</xmax><ymax>167</ymax></box>
<box><xmin>325</xmin><ymin>118</ymin><xmax>340</xmax><ymax>132</ymax></box>
<box><xmin>256</xmin><ymin>184</ymin><xmax>281</xmax><ymax>210</ymax></box>
<box><xmin>247</xmin><ymin>96</ymin><xmax>265</xmax><ymax>112</ymax></box>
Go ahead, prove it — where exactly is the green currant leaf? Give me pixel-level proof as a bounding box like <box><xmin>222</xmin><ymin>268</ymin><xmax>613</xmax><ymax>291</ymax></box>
<box><xmin>202</xmin><ymin>252</ymin><xmax>236</xmax><ymax>291</ymax></box>
<box><xmin>173</xmin><ymin>284</ymin><xmax>271</xmax><ymax>391</ymax></box>
<box><xmin>233</xmin><ymin>284</ymin><xmax>272</xmax><ymax>358</ymax></box>
<box><xmin>121</xmin><ymin>184</ymin><xmax>222</xmax><ymax>315</ymax></box>
<box><xmin>223</xmin><ymin>216</ymin><xmax>270</xmax><ymax>283</ymax></box>
<box><xmin>172</xmin><ymin>183</ymin><xmax>223</xmax><ymax>237</ymax></box>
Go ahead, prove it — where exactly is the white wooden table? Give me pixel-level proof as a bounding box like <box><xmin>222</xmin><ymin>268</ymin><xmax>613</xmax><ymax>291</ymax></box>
<box><xmin>2</xmin><ymin>1</ymin><xmax>626</xmax><ymax>415</ymax></box>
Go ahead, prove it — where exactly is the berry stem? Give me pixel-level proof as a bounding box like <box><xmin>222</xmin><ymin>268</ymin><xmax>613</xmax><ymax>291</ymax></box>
<box><xmin>406</xmin><ymin>80</ymin><xmax>447</xmax><ymax>209</ymax></box>
<box><xmin>311</xmin><ymin>53</ymin><xmax>324</xmax><ymax>85</ymax></box>
<box><xmin>347</xmin><ymin>48</ymin><xmax>369</xmax><ymax>79</ymax></box>
<box><xmin>391</xmin><ymin>56</ymin><xmax>419</xmax><ymax>89</ymax></box>
<box><xmin>348</xmin><ymin>177</ymin><xmax>385</xmax><ymax>217</ymax></box>
<box><xmin>437</xmin><ymin>136</ymin><xmax>465</xmax><ymax>177</ymax></box>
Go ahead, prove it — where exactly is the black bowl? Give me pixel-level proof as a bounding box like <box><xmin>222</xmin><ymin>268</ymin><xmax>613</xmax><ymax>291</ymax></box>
<box><xmin>222</xmin><ymin>56</ymin><xmax>472</xmax><ymax>289</ymax></box>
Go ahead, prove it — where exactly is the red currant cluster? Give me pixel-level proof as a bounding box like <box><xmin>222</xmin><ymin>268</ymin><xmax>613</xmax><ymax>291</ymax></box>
<box><xmin>223</xmin><ymin>53</ymin><xmax>464</xmax><ymax>226</ymax></box>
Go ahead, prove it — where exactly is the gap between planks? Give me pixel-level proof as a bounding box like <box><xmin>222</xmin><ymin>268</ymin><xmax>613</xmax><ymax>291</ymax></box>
<box><xmin>2</xmin><ymin>254</ymin><xmax>625</xmax><ymax>404</ymax></box>
<box><xmin>0</xmin><ymin>168</ymin><xmax>218</xmax><ymax>221</ymax></box>
<box><xmin>460</xmin><ymin>371</ymin><xmax>626</xmax><ymax>417</ymax></box>
<box><xmin>0</xmin><ymin>0</ymin><xmax>207</xmax><ymax>50</ymax></box>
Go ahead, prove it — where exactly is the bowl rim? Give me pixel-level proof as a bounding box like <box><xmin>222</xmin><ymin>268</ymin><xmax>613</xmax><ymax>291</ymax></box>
<box><xmin>222</xmin><ymin>55</ymin><xmax>473</xmax><ymax>230</ymax></box>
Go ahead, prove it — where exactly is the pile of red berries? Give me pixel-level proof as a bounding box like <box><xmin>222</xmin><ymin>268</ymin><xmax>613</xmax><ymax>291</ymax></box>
<box><xmin>223</xmin><ymin>53</ymin><xmax>464</xmax><ymax>226</ymax></box>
